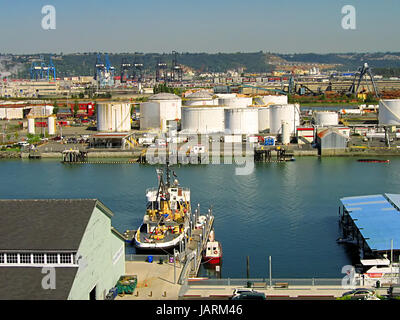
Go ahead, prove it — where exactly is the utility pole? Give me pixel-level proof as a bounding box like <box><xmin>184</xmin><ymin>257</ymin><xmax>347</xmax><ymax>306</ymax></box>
<box><xmin>269</xmin><ymin>256</ymin><xmax>272</xmax><ymax>288</ymax></box>
<box><xmin>246</xmin><ymin>256</ymin><xmax>250</xmax><ymax>288</ymax></box>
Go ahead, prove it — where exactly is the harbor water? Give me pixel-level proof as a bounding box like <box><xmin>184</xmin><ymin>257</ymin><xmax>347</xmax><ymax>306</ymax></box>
<box><xmin>1</xmin><ymin>157</ymin><xmax>398</xmax><ymax>278</ymax></box>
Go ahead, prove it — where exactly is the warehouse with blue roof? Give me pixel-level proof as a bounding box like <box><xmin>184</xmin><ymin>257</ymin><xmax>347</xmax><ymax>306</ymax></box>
<box><xmin>339</xmin><ymin>193</ymin><xmax>400</xmax><ymax>260</ymax></box>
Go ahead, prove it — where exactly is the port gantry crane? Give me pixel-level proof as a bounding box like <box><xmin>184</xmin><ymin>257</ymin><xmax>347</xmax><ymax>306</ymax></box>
<box><xmin>133</xmin><ymin>55</ymin><xmax>144</xmax><ymax>82</ymax></box>
<box><xmin>347</xmin><ymin>62</ymin><xmax>380</xmax><ymax>97</ymax></box>
<box><xmin>94</xmin><ymin>53</ymin><xmax>115</xmax><ymax>87</ymax></box>
<box><xmin>155</xmin><ymin>57</ymin><xmax>168</xmax><ymax>82</ymax></box>
<box><xmin>170</xmin><ymin>51</ymin><xmax>183</xmax><ymax>82</ymax></box>
<box><xmin>120</xmin><ymin>58</ymin><xmax>132</xmax><ymax>83</ymax></box>
<box><xmin>30</xmin><ymin>55</ymin><xmax>56</xmax><ymax>81</ymax></box>
<box><xmin>94</xmin><ymin>53</ymin><xmax>105</xmax><ymax>82</ymax></box>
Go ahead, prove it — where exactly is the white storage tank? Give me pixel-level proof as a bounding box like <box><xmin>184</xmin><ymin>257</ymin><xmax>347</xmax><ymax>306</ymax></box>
<box><xmin>181</xmin><ymin>106</ymin><xmax>225</xmax><ymax>134</ymax></box>
<box><xmin>255</xmin><ymin>106</ymin><xmax>270</xmax><ymax>132</ymax></box>
<box><xmin>314</xmin><ymin>111</ymin><xmax>339</xmax><ymax>127</ymax></box>
<box><xmin>379</xmin><ymin>99</ymin><xmax>400</xmax><ymax>125</ymax></box>
<box><xmin>47</xmin><ymin>115</ymin><xmax>56</xmax><ymax>135</ymax></box>
<box><xmin>218</xmin><ymin>96</ymin><xmax>253</xmax><ymax>108</ymax></box>
<box><xmin>140</xmin><ymin>93</ymin><xmax>181</xmax><ymax>132</ymax></box>
<box><xmin>281</xmin><ymin>121</ymin><xmax>290</xmax><ymax>144</ymax></box>
<box><xmin>97</xmin><ymin>102</ymin><xmax>131</xmax><ymax>132</ymax></box>
<box><xmin>224</xmin><ymin>108</ymin><xmax>259</xmax><ymax>134</ymax></box>
<box><xmin>269</xmin><ymin>104</ymin><xmax>300</xmax><ymax>134</ymax></box>
<box><xmin>27</xmin><ymin>116</ymin><xmax>35</xmax><ymax>134</ymax></box>
<box><xmin>184</xmin><ymin>91</ymin><xmax>216</xmax><ymax>106</ymax></box>
<box><xmin>261</xmin><ymin>95</ymin><xmax>288</xmax><ymax>106</ymax></box>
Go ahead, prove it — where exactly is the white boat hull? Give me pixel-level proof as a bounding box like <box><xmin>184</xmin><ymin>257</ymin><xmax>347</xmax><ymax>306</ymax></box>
<box><xmin>134</xmin><ymin>225</ymin><xmax>186</xmax><ymax>250</ymax></box>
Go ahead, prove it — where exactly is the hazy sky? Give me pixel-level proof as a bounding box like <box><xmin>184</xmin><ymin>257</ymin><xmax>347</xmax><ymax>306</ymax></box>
<box><xmin>0</xmin><ymin>0</ymin><xmax>399</xmax><ymax>54</ymax></box>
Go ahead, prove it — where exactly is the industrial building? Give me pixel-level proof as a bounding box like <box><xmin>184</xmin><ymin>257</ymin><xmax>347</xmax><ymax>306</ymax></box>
<box><xmin>316</xmin><ymin>128</ymin><xmax>349</xmax><ymax>155</ymax></box>
<box><xmin>0</xmin><ymin>81</ymin><xmax>60</xmax><ymax>98</ymax></box>
<box><xmin>0</xmin><ymin>103</ymin><xmax>25</xmax><ymax>119</ymax></box>
<box><xmin>140</xmin><ymin>93</ymin><xmax>181</xmax><ymax>132</ymax></box>
<box><xmin>0</xmin><ymin>199</ymin><xmax>125</xmax><ymax>300</ymax></box>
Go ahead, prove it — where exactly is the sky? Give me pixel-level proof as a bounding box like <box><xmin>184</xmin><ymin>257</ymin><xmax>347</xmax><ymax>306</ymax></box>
<box><xmin>0</xmin><ymin>0</ymin><xmax>399</xmax><ymax>54</ymax></box>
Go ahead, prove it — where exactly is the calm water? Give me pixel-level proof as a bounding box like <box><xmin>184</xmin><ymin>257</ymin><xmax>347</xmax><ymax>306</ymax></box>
<box><xmin>1</xmin><ymin>157</ymin><xmax>399</xmax><ymax>278</ymax></box>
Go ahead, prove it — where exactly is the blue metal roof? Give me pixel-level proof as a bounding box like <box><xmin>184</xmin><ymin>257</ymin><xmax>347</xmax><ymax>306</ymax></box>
<box><xmin>340</xmin><ymin>194</ymin><xmax>400</xmax><ymax>251</ymax></box>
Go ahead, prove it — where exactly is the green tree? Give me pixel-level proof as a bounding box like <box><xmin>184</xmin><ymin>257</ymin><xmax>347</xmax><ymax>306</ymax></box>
<box><xmin>53</xmin><ymin>101</ymin><xmax>59</xmax><ymax>116</ymax></box>
<box><xmin>73</xmin><ymin>101</ymin><xmax>79</xmax><ymax>117</ymax></box>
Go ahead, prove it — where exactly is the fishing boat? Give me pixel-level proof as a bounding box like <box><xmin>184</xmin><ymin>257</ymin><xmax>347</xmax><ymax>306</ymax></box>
<box><xmin>357</xmin><ymin>159</ymin><xmax>390</xmax><ymax>163</ymax></box>
<box><xmin>202</xmin><ymin>230</ymin><xmax>222</xmax><ymax>264</ymax></box>
<box><xmin>134</xmin><ymin>162</ymin><xmax>191</xmax><ymax>251</ymax></box>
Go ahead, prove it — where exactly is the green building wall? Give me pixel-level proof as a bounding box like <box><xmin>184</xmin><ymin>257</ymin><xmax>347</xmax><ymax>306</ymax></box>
<box><xmin>68</xmin><ymin>204</ymin><xmax>125</xmax><ymax>300</ymax></box>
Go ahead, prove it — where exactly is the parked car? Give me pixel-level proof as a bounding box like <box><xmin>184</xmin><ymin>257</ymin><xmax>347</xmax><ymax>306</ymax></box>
<box><xmin>17</xmin><ymin>141</ymin><xmax>30</xmax><ymax>147</ymax></box>
<box><xmin>387</xmin><ymin>284</ymin><xmax>400</xmax><ymax>298</ymax></box>
<box><xmin>341</xmin><ymin>288</ymin><xmax>375</xmax><ymax>299</ymax></box>
<box><xmin>232</xmin><ymin>288</ymin><xmax>256</xmax><ymax>298</ymax></box>
<box><xmin>231</xmin><ymin>291</ymin><xmax>266</xmax><ymax>300</ymax></box>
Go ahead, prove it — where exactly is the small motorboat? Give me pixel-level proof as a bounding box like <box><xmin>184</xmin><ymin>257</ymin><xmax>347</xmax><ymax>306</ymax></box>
<box><xmin>357</xmin><ymin>159</ymin><xmax>390</xmax><ymax>163</ymax></box>
<box><xmin>202</xmin><ymin>230</ymin><xmax>222</xmax><ymax>264</ymax></box>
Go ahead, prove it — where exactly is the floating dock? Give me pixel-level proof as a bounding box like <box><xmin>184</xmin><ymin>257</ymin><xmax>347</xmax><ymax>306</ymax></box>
<box><xmin>339</xmin><ymin>193</ymin><xmax>400</xmax><ymax>260</ymax></box>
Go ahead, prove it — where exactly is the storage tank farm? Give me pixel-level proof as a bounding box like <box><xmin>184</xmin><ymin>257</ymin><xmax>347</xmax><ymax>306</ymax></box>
<box><xmin>140</xmin><ymin>93</ymin><xmax>181</xmax><ymax>132</ymax></box>
<box><xmin>97</xmin><ymin>102</ymin><xmax>132</xmax><ymax>132</ymax></box>
<box><xmin>378</xmin><ymin>99</ymin><xmax>400</xmax><ymax>126</ymax></box>
<box><xmin>180</xmin><ymin>93</ymin><xmax>303</xmax><ymax>138</ymax></box>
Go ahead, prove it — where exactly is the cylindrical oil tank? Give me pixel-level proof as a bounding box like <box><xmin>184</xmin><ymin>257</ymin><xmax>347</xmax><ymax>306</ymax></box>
<box><xmin>224</xmin><ymin>108</ymin><xmax>259</xmax><ymax>134</ymax></box>
<box><xmin>261</xmin><ymin>95</ymin><xmax>288</xmax><ymax>106</ymax></box>
<box><xmin>97</xmin><ymin>102</ymin><xmax>131</xmax><ymax>132</ymax></box>
<box><xmin>256</xmin><ymin>106</ymin><xmax>270</xmax><ymax>132</ymax></box>
<box><xmin>181</xmin><ymin>106</ymin><xmax>225</xmax><ymax>134</ymax></box>
<box><xmin>269</xmin><ymin>104</ymin><xmax>300</xmax><ymax>134</ymax></box>
<box><xmin>27</xmin><ymin>116</ymin><xmax>35</xmax><ymax>134</ymax></box>
<box><xmin>314</xmin><ymin>111</ymin><xmax>339</xmax><ymax>126</ymax></box>
<box><xmin>281</xmin><ymin>121</ymin><xmax>290</xmax><ymax>144</ymax></box>
<box><xmin>379</xmin><ymin>99</ymin><xmax>400</xmax><ymax>125</ymax></box>
<box><xmin>149</xmin><ymin>93</ymin><xmax>182</xmax><ymax>131</ymax></box>
<box><xmin>218</xmin><ymin>96</ymin><xmax>253</xmax><ymax>108</ymax></box>
<box><xmin>47</xmin><ymin>115</ymin><xmax>56</xmax><ymax>135</ymax></box>
<box><xmin>184</xmin><ymin>90</ymin><xmax>216</xmax><ymax>106</ymax></box>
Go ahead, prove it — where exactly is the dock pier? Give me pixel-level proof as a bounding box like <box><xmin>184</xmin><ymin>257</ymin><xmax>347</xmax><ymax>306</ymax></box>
<box><xmin>178</xmin><ymin>206</ymin><xmax>214</xmax><ymax>284</ymax></box>
<box><xmin>62</xmin><ymin>149</ymin><xmax>88</xmax><ymax>163</ymax></box>
<box><xmin>254</xmin><ymin>147</ymin><xmax>295</xmax><ymax>162</ymax></box>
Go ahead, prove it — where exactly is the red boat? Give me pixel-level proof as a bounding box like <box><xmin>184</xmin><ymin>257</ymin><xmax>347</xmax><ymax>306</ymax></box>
<box><xmin>202</xmin><ymin>230</ymin><xmax>222</xmax><ymax>264</ymax></box>
<box><xmin>357</xmin><ymin>159</ymin><xmax>390</xmax><ymax>163</ymax></box>
<box><xmin>203</xmin><ymin>241</ymin><xmax>222</xmax><ymax>264</ymax></box>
